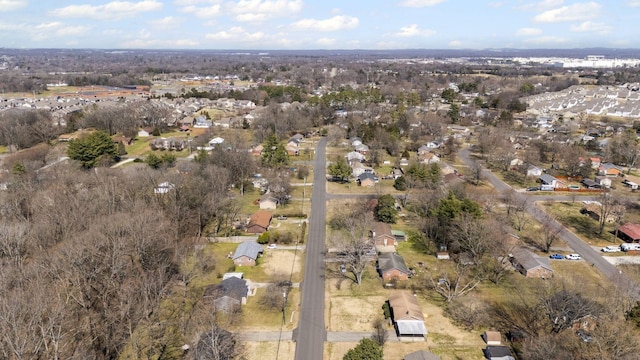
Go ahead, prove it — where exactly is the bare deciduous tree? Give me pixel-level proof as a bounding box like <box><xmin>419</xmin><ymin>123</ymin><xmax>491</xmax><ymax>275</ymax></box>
<box><xmin>428</xmin><ymin>263</ymin><xmax>484</xmax><ymax>302</ymax></box>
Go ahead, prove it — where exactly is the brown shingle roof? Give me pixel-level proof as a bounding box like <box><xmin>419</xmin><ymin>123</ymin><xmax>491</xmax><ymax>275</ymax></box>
<box><xmin>248</xmin><ymin>209</ymin><xmax>272</xmax><ymax>229</ymax></box>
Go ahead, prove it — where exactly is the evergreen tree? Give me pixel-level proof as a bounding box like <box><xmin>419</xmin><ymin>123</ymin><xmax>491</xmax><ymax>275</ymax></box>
<box><xmin>67</xmin><ymin>131</ymin><xmax>119</xmax><ymax>168</ymax></box>
<box><xmin>343</xmin><ymin>338</ymin><xmax>383</xmax><ymax>360</ymax></box>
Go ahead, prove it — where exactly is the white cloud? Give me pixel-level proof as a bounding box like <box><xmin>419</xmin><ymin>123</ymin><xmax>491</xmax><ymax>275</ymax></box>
<box><xmin>628</xmin><ymin>0</ymin><xmax>640</xmax><ymax>6</ymax></box>
<box><xmin>516</xmin><ymin>0</ymin><xmax>564</xmax><ymax>11</ymax></box>
<box><xmin>291</xmin><ymin>16</ymin><xmax>359</xmax><ymax>32</ymax></box>
<box><xmin>317</xmin><ymin>38</ymin><xmax>336</xmax><ymax>46</ymax></box>
<box><xmin>524</xmin><ymin>35</ymin><xmax>568</xmax><ymax>44</ymax></box>
<box><xmin>31</xmin><ymin>22</ymin><xmax>92</xmax><ymax>41</ymax></box>
<box><xmin>399</xmin><ymin>0</ymin><xmax>447</xmax><ymax>7</ymax></box>
<box><xmin>0</xmin><ymin>0</ymin><xmax>27</xmax><ymax>12</ymax></box>
<box><xmin>180</xmin><ymin>3</ymin><xmax>222</xmax><ymax>18</ymax></box>
<box><xmin>205</xmin><ymin>26</ymin><xmax>265</xmax><ymax>41</ymax></box>
<box><xmin>516</xmin><ymin>27</ymin><xmax>543</xmax><ymax>36</ymax></box>
<box><xmin>149</xmin><ymin>16</ymin><xmax>184</xmax><ymax>28</ymax></box>
<box><xmin>396</xmin><ymin>24</ymin><xmax>436</xmax><ymax>37</ymax></box>
<box><xmin>51</xmin><ymin>0</ymin><xmax>163</xmax><ymax>20</ymax></box>
<box><xmin>448</xmin><ymin>40</ymin><xmax>463</xmax><ymax>48</ymax></box>
<box><xmin>488</xmin><ymin>2</ymin><xmax>505</xmax><ymax>8</ymax></box>
<box><xmin>534</xmin><ymin>2</ymin><xmax>600</xmax><ymax>23</ymax></box>
<box><xmin>229</xmin><ymin>0</ymin><xmax>303</xmax><ymax>22</ymax></box>
<box><xmin>570</xmin><ymin>21</ymin><xmax>611</xmax><ymax>34</ymax></box>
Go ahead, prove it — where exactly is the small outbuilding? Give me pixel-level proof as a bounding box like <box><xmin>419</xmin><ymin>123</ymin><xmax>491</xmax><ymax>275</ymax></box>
<box><xmin>483</xmin><ymin>330</ymin><xmax>502</xmax><ymax>346</ymax></box>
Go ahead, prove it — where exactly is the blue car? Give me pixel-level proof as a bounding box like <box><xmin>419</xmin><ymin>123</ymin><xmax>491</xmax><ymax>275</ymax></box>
<box><xmin>549</xmin><ymin>254</ymin><xmax>564</xmax><ymax>259</ymax></box>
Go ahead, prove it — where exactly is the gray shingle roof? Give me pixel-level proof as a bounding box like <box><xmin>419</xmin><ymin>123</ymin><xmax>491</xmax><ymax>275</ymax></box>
<box><xmin>233</xmin><ymin>241</ymin><xmax>263</xmax><ymax>261</ymax></box>
<box><xmin>378</xmin><ymin>252</ymin><xmax>410</xmax><ymax>274</ymax></box>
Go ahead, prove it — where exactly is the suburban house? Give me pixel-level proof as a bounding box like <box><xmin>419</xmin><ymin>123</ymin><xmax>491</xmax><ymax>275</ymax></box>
<box><xmin>203</xmin><ymin>276</ymin><xmax>249</xmax><ymax>313</ymax></box>
<box><xmin>617</xmin><ymin>223</ymin><xmax>640</xmax><ymax>243</ymax></box>
<box><xmin>418</xmin><ymin>152</ymin><xmax>440</xmax><ymax>164</ymax></box>
<box><xmin>355</xmin><ymin>143</ymin><xmax>369</xmax><ymax>154</ymax></box>
<box><xmin>510</xmin><ymin>158</ymin><xmax>524</xmax><ymax>167</ymax></box>
<box><xmin>595</xmin><ymin>176</ymin><xmax>612</xmax><ymax>188</ymax></box>
<box><xmin>350</xmin><ymin>137</ymin><xmax>362</xmax><ymax>147</ymax></box>
<box><xmin>232</xmin><ymin>240</ymin><xmax>263</xmax><ymax>266</ymax></box>
<box><xmin>580</xmin><ymin>201</ymin><xmax>623</xmax><ymax>223</ymax></box>
<box><xmin>579</xmin><ymin>156</ymin><xmax>601</xmax><ymax>169</ymax></box>
<box><xmin>599</xmin><ymin>163</ymin><xmax>623</xmax><ymax>177</ymax></box>
<box><xmin>137</xmin><ymin>128</ymin><xmax>153</xmax><ymax>137</ymax></box>
<box><xmin>403</xmin><ymin>350</ymin><xmax>441</xmax><ymax>360</ymax></box>
<box><xmin>346</xmin><ymin>151</ymin><xmax>366</xmax><ymax>162</ymax></box>
<box><xmin>510</xmin><ymin>249</ymin><xmax>554</xmax><ymax>279</ymax></box>
<box><xmin>352</xmin><ymin>162</ymin><xmax>375</xmax><ymax>178</ymax></box>
<box><xmin>388</xmin><ymin>291</ymin><xmax>427</xmax><ymax>338</ymax></box>
<box><xmin>377</xmin><ymin>252</ymin><xmax>411</xmax><ymax>281</ymax></box>
<box><xmin>290</xmin><ymin>133</ymin><xmax>304</xmax><ymax>142</ymax></box>
<box><xmin>357</xmin><ymin>172</ymin><xmax>378</xmax><ymax>187</ymax></box>
<box><xmin>526</xmin><ymin>165</ymin><xmax>543</xmax><ymax>177</ymax></box>
<box><xmin>539</xmin><ymin>174</ymin><xmax>563</xmax><ymax>189</ymax></box>
<box><xmin>483</xmin><ymin>331</ymin><xmax>502</xmax><ymax>346</ymax></box>
<box><xmin>208</xmin><ymin>137</ymin><xmax>225</xmax><ymax>147</ymax></box>
<box><xmin>581</xmin><ymin>179</ymin><xmax>600</xmax><ymax>189</ymax></box>
<box><xmin>154</xmin><ymin>182</ymin><xmax>175</xmax><ymax>194</ymax></box>
<box><xmin>259</xmin><ymin>193</ymin><xmax>278</xmax><ymax>210</ymax></box>
<box><xmin>246</xmin><ymin>210</ymin><xmax>272</xmax><ymax>234</ymax></box>
<box><xmin>371</xmin><ymin>222</ymin><xmax>396</xmax><ymax>247</ymax></box>
<box><xmin>483</xmin><ymin>346</ymin><xmax>515</xmax><ymax>360</ymax></box>
<box><xmin>150</xmin><ymin>137</ymin><xmax>186</xmax><ymax>151</ymax></box>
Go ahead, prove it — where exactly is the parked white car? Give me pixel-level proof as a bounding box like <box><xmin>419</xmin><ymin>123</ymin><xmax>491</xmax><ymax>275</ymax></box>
<box><xmin>267</xmin><ymin>244</ymin><xmax>277</xmax><ymax>249</ymax></box>
<box><xmin>565</xmin><ymin>254</ymin><xmax>582</xmax><ymax>260</ymax></box>
<box><xmin>601</xmin><ymin>246</ymin><xmax>622</xmax><ymax>253</ymax></box>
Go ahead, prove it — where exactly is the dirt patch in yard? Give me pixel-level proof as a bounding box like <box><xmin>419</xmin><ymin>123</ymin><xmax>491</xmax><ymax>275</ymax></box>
<box><xmin>262</xmin><ymin>250</ymin><xmax>303</xmax><ymax>282</ymax></box>
<box><xmin>328</xmin><ymin>296</ymin><xmax>388</xmax><ymax>332</ymax></box>
<box><xmin>241</xmin><ymin>341</ymin><xmax>295</xmax><ymax>360</ymax></box>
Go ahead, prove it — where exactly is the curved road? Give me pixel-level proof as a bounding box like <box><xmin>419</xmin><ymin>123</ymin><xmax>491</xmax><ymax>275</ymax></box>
<box><xmin>294</xmin><ymin>138</ymin><xmax>327</xmax><ymax>360</ymax></box>
<box><xmin>458</xmin><ymin>148</ymin><xmax>635</xmax><ymax>288</ymax></box>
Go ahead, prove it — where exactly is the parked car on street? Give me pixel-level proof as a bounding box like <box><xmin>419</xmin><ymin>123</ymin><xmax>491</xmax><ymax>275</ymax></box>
<box><xmin>565</xmin><ymin>253</ymin><xmax>582</xmax><ymax>260</ymax></box>
<box><xmin>526</xmin><ymin>187</ymin><xmax>540</xmax><ymax>191</ymax></box>
<box><xmin>601</xmin><ymin>245</ymin><xmax>622</xmax><ymax>253</ymax></box>
<box><xmin>267</xmin><ymin>244</ymin><xmax>277</xmax><ymax>249</ymax></box>
<box><xmin>549</xmin><ymin>253</ymin><xmax>564</xmax><ymax>259</ymax></box>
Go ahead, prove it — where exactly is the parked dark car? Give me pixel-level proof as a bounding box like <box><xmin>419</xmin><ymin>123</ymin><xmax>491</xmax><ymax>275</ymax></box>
<box><xmin>549</xmin><ymin>254</ymin><xmax>564</xmax><ymax>259</ymax></box>
<box><xmin>527</xmin><ymin>186</ymin><xmax>540</xmax><ymax>191</ymax></box>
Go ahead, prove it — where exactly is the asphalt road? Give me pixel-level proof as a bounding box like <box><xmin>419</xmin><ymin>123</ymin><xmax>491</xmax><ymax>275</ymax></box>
<box><xmin>458</xmin><ymin>148</ymin><xmax>635</xmax><ymax>287</ymax></box>
<box><xmin>294</xmin><ymin>138</ymin><xmax>327</xmax><ymax>360</ymax></box>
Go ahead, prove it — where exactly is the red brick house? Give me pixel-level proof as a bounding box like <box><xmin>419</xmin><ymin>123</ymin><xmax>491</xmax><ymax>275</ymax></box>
<box><xmin>378</xmin><ymin>252</ymin><xmax>411</xmax><ymax>281</ymax></box>
<box><xmin>246</xmin><ymin>210</ymin><xmax>272</xmax><ymax>234</ymax></box>
<box><xmin>371</xmin><ymin>222</ymin><xmax>396</xmax><ymax>247</ymax></box>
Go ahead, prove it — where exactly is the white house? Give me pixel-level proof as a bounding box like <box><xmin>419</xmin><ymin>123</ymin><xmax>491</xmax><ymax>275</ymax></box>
<box><xmin>527</xmin><ymin>165</ymin><xmax>543</xmax><ymax>177</ymax></box>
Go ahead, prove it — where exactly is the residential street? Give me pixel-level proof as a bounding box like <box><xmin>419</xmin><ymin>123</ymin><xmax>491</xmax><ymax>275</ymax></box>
<box><xmin>457</xmin><ymin>148</ymin><xmax>636</xmax><ymax>288</ymax></box>
<box><xmin>294</xmin><ymin>138</ymin><xmax>327</xmax><ymax>360</ymax></box>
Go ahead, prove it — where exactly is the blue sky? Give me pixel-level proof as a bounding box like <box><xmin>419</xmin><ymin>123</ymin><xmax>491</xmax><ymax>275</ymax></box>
<box><xmin>0</xmin><ymin>0</ymin><xmax>638</xmax><ymax>49</ymax></box>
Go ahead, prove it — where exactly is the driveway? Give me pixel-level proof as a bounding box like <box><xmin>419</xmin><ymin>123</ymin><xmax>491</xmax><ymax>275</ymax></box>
<box><xmin>294</xmin><ymin>138</ymin><xmax>327</xmax><ymax>360</ymax></box>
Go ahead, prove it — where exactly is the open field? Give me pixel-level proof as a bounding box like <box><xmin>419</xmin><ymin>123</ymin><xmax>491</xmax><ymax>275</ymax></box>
<box><xmin>541</xmin><ymin>201</ymin><xmax>618</xmax><ymax>245</ymax></box>
<box><xmin>242</xmin><ymin>341</ymin><xmax>296</xmax><ymax>360</ymax></box>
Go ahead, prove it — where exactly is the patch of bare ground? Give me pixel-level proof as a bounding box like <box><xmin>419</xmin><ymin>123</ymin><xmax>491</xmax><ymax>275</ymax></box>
<box><xmin>261</xmin><ymin>249</ymin><xmax>303</xmax><ymax>282</ymax></box>
<box><xmin>241</xmin><ymin>341</ymin><xmax>295</xmax><ymax>360</ymax></box>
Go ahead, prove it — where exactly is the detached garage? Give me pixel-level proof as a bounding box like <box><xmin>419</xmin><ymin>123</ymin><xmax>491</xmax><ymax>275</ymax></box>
<box><xmin>388</xmin><ymin>291</ymin><xmax>427</xmax><ymax>338</ymax></box>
